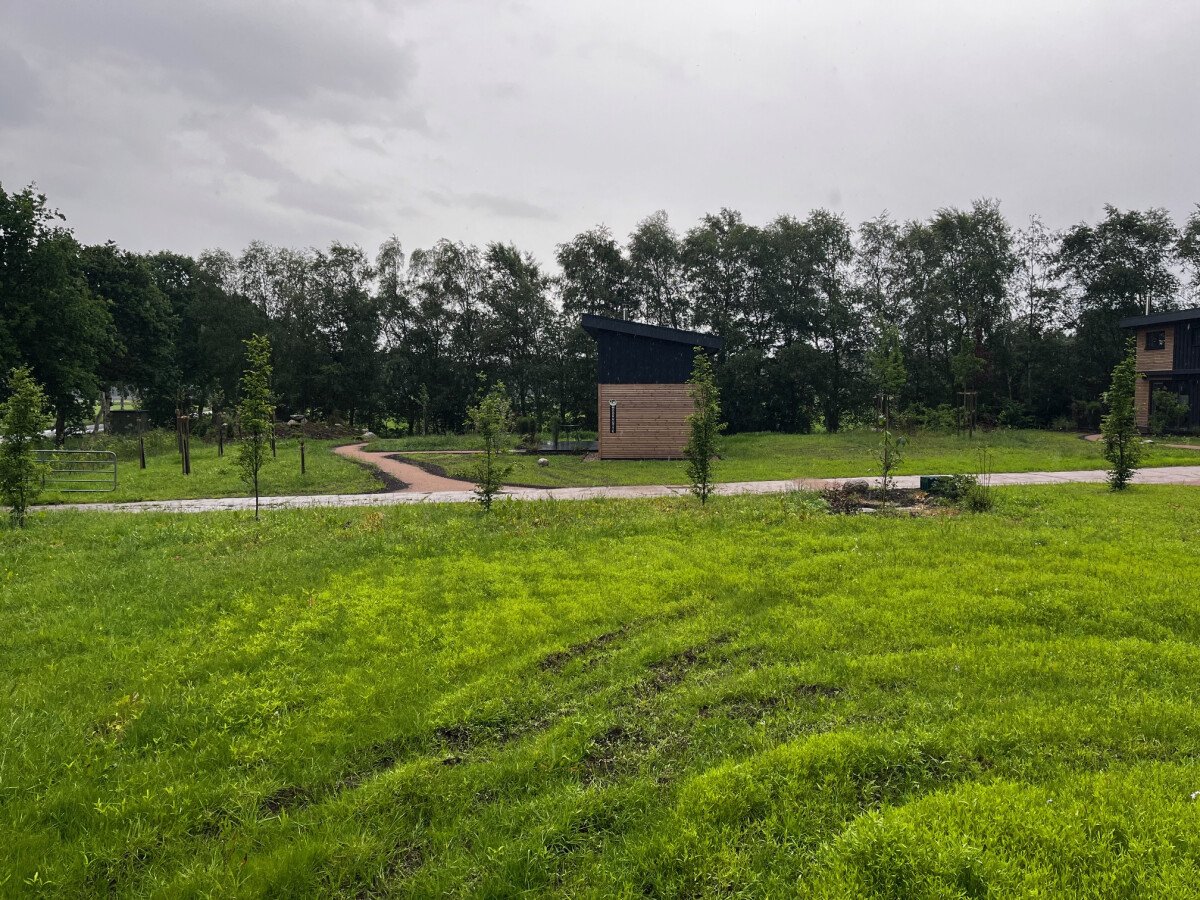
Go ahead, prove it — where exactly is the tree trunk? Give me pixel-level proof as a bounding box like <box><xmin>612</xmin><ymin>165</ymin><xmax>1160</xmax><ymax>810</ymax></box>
<box><xmin>55</xmin><ymin>407</ymin><xmax>66</xmax><ymax>447</ymax></box>
<box><xmin>99</xmin><ymin>389</ymin><xmax>111</xmax><ymax>433</ymax></box>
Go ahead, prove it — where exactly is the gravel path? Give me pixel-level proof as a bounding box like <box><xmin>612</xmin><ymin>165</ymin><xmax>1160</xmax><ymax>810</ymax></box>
<box><xmin>31</xmin><ymin>465</ymin><xmax>1200</xmax><ymax>514</ymax></box>
<box><xmin>334</xmin><ymin>442</ymin><xmax>475</xmax><ymax>491</ymax></box>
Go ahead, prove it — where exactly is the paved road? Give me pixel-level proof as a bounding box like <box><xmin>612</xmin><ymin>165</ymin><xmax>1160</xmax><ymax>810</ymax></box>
<box><xmin>32</xmin><ymin>465</ymin><xmax>1200</xmax><ymax>515</ymax></box>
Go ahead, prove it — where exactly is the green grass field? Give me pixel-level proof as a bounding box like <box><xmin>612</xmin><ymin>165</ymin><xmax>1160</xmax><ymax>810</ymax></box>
<box><xmin>410</xmin><ymin>429</ymin><xmax>1200</xmax><ymax>487</ymax></box>
<box><xmin>4</xmin><ymin>486</ymin><xmax>1200</xmax><ymax>895</ymax></box>
<box><xmin>364</xmin><ymin>431</ymin><xmax>598</xmax><ymax>453</ymax></box>
<box><xmin>35</xmin><ymin>439</ymin><xmax>383</xmax><ymax>505</ymax></box>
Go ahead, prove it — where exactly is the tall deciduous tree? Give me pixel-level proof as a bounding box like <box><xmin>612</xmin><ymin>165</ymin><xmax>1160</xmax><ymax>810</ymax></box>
<box><xmin>82</xmin><ymin>242</ymin><xmax>177</xmax><ymax>425</ymax></box>
<box><xmin>0</xmin><ymin>184</ymin><xmax>113</xmax><ymax>443</ymax></box>
<box><xmin>0</xmin><ymin>366</ymin><xmax>50</xmax><ymax>527</ymax></box>
<box><xmin>236</xmin><ymin>334</ymin><xmax>274</xmax><ymax>519</ymax></box>
<box><xmin>1178</xmin><ymin>206</ymin><xmax>1200</xmax><ymax>305</ymax></box>
<box><xmin>556</xmin><ymin>226</ymin><xmax>633</xmax><ymax>320</ymax></box>
<box><xmin>310</xmin><ymin>243</ymin><xmax>382</xmax><ymax>425</ymax></box>
<box><xmin>1059</xmin><ymin>206</ymin><xmax>1180</xmax><ymax>403</ymax></box>
<box><xmin>481</xmin><ymin>243</ymin><xmax>555</xmax><ymax>424</ymax></box>
<box><xmin>1009</xmin><ymin>215</ymin><xmax>1065</xmax><ymax>418</ymax></box>
<box><xmin>628</xmin><ymin>211</ymin><xmax>687</xmax><ymax>328</ymax></box>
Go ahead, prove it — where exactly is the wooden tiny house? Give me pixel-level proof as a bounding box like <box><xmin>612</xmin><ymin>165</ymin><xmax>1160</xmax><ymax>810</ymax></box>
<box><xmin>581</xmin><ymin>314</ymin><xmax>723</xmax><ymax>459</ymax></box>
<box><xmin>1121</xmin><ymin>307</ymin><xmax>1200</xmax><ymax>431</ymax></box>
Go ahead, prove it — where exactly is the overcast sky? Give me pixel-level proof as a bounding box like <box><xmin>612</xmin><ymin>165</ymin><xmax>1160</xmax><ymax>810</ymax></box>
<box><xmin>2</xmin><ymin>0</ymin><xmax>1197</xmax><ymax>266</ymax></box>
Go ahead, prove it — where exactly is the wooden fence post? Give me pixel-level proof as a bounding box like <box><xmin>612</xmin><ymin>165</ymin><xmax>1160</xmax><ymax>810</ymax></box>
<box><xmin>180</xmin><ymin>416</ymin><xmax>191</xmax><ymax>476</ymax></box>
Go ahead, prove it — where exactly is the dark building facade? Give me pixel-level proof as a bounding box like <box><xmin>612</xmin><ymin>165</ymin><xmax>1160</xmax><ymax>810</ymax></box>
<box><xmin>1120</xmin><ymin>307</ymin><xmax>1200</xmax><ymax>430</ymax></box>
<box><xmin>581</xmin><ymin>314</ymin><xmax>723</xmax><ymax>459</ymax></box>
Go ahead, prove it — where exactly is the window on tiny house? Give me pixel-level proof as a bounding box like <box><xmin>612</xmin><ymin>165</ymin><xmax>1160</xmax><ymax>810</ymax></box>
<box><xmin>1145</xmin><ymin>330</ymin><xmax>1166</xmax><ymax>351</ymax></box>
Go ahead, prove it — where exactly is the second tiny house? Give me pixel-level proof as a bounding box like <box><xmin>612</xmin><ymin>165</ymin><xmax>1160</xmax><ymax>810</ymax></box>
<box><xmin>1120</xmin><ymin>307</ymin><xmax>1200</xmax><ymax>430</ymax></box>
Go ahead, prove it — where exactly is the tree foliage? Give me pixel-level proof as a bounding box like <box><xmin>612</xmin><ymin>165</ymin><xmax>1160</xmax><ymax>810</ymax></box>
<box><xmin>466</xmin><ymin>382</ymin><xmax>513</xmax><ymax>511</ymax></box>
<box><xmin>684</xmin><ymin>348</ymin><xmax>726</xmax><ymax>504</ymax></box>
<box><xmin>0</xmin><ymin>184</ymin><xmax>113</xmax><ymax>443</ymax></box>
<box><xmin>0</xmin><ymin>366</ymin><xmax>49</xmax><ymax>526</ymax></box>
<box><xmin>236</xmin><ymin>335</ymin><xmax>274</xmax><ymax>519</ymax></box>
<box><xmin>1100</xmin><ymin>341</ymin><xmax>1144</xmax><ymax>491</ymax></box>
<box><xmin>868</xmin><ymin>327</ymin><xmax>907</xmax><ymax>496</ymax></box>
<box><xmin>4</xmin><ymin>180</ymin><xmax>1199</xmax><ymax>442</ymax></box>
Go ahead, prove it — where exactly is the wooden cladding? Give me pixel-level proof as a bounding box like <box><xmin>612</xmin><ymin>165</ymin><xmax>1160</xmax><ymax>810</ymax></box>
<box><xmin>597</xmin><ymin>383</ymin><xmax>694</xmax><ymax>459</ymax></box>
<box><xmin>1136</xmin><ymin>326</ymin><xmax>1174</xmax><ymax>371</ymax></box>
<box><xmin>1134</xmin><ymin>374</ymin><xmax>1150</xmax><ymax>429</ymax></box>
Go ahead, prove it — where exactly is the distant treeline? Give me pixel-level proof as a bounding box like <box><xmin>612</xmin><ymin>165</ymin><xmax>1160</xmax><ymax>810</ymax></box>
<box><xmin>2</xmin><ymin>182</ymin><xmax>1198</xmax><ymax>441</ymax></box>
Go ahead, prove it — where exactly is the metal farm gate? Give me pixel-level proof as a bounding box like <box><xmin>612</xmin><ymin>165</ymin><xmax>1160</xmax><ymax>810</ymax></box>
<box><xmin>33</xmin><ymin>449</ymin><xmax>118</xmax><ymax>492</ymax></box>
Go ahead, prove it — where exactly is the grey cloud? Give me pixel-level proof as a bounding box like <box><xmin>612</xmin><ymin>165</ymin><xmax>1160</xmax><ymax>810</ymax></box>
<box><xmin>270</xmin><ymin>177</ymin><xmax>387</xmax><ymax>229</ymax></box>
<box><xmin>0</xmin><ymin>44</ymin><xmax>45</xmax><ymax>127</ymax></box>
<box><xmin>425</xmin><ymin>189</ymin><xmax>557</xmax><ymax>221</ymax></box>
<box><xmin>482</xmin><ymin>81</ymin><xmax>523</xmax><ymax>101</ymax></box>
<box><xmin>1</xmin><ymin>0</ymin><xmax>1197</xmax><ymax>266</ymax></box>
<box><xmin>5</xmin><ymin>0</ymin><xmax>424</xmax><ymax>128</ymax></box>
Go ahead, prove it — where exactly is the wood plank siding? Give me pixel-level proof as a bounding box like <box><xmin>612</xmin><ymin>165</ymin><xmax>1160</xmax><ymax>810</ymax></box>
<box><xmin>1120</xmin><ymin>310</ymin><xmax>1200</xmax><ymax>432</ymax></box>
<box><xmin>598</xmin><ymin>383</ymin><xmax>694</xmax><ymax>458</ymax></box>
<box><xmin>1135</xmin><ymin>373</ymin><xmax>1150</xmax><ymax>429</ymax></box>
<box><xmin>1136</xmin><ymin>325</ymin><xmax>1174</xmax><ymax>371</ymax></box>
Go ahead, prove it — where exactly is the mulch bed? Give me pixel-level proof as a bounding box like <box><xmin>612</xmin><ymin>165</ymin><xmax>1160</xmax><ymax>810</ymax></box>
<box><xmin>822</xmin><ymin>481</ymin><xmax>952</xmax><ymax>516</ymax></box>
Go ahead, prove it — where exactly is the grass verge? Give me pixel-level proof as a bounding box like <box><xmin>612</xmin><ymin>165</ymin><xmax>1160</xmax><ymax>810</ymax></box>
<box><xmin>412</xmin><ymin>429</ymin><xmax>1200</xmax><ymax>487</ymax></box>
<box><xmin>364</xmin><ymin>431</ymin><xmax>598</xmax><ymax>453</ymax></box>
<box><xmin>34</xmin><ymin>439</ymin><xmax>384</xmax><ymax>504</ymax></box>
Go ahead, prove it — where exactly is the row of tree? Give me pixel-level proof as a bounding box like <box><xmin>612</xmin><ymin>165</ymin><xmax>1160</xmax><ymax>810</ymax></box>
<box><xmin>3</xmin><ymin>182</ymin><xmax>1199</xmax><ymax>440</ymax></box>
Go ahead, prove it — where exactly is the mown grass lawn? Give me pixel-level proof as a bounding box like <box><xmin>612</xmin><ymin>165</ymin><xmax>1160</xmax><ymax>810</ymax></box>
<box><xmin>412</xmin><ymin>428</ymin><xmax>1200</xmax><ymax>487</ymax></box>
<box><xmin>35</xmin><ymin>439</ymin><xmax>383</xmax><ymax>505</ymax></box>
<box><xmin>364</xmin><ymin>431</ymin><xmax>598</xmax><ymax>453</ymax></box>
<box><xmin>4</xmin><ymin>486</ymin><xmax>1200</xmax><ymax>896</ymax></box>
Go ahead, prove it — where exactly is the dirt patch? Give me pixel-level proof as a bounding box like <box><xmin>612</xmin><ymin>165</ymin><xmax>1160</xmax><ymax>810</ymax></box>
<box><xmin>635</xmin><ymin>634</ymin><xmax>734</xmax><ymax>699</ymax></box>
<box><xmin>579</xmin><ymin>725</ymin><xmax>650</xmax><ymax>783</ymax></box>
<box><xmin>822</xmin><ymin>481</ymin><xmax>949</xmax><ymax>516</ymax></box>
<box><xmin>258</xmin><ymin>784</ymin><xmax>311</xmax><ymax>817</ymax></box>
<box><xmin>794</xmin><ymin>682</ymin><xmax>843</xmax><ymax>699</ymax></box>
<box><xmin>699</xmin><ymin>695</ymin><xmax>782</xmax><ymax>721</ymax></box>
<box><xmin>433</xmin><ymin>712</ymin><xmax>559</xmax><ymax>753</ymax></box>
<box><xmin>540</xmin><ymin>627</ymin><xmax>629</xmax><ymax>672</ymax></box>
<box><xmin>434</xmin><ymin>723</ymin><xmax>477</xmax><ymax>751</ymax></box>
<box><xmin>357</xmin><ymin>845</ymin><xmax>425</xmax><ymax>898</ymax></box>
<box><xmin>698</xmin><ymin>683</ymin><xmax>843</xmax><ymax>722</ymax></box>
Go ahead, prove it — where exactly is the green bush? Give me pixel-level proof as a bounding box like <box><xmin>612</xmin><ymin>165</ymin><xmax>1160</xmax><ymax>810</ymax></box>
<box><xmin>70</xmin><ymin>429</ymin><xmax>178</xmax><ymax>460</ymax></box>
<box><xmin>925</xmin><ymin>473</ymin><xmax>994</xmax><ymax>512</ymax></box>
<box><xmin>925</xmin><ymin>473</ymin><xmax>978</xmax><ymax>502</ymax></box>
<box><xmin>1050</xmin><ymin>415</ymin><xmax>1075</xmax><ymax>432</ymax></box>
<box><xmin>960</xmin><ymin>480</ymin><xmax>995</xmax><ymax>512</ymax></box>
<box><xmin>1149</xmin><ymin>388</ymin><xmax>1189</xmax><ymax>435</ymax></box>
<box><xmin>901</xmin><ymin>404</ymin><xmax>958</xmax><ymax>431</ymax></box>
<box><xmin>997</xmin><ymin>400</ymin><xmax>1033</xmax><ymax>429</ymax></box>
<box><xmin>1071</xmin><ymin>399</ymin><xmax>1103</xmax><ymax>433</ymax></box>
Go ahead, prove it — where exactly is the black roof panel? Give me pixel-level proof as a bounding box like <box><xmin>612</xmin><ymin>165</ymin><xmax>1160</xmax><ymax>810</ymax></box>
<box><xmin>581</xmin><ymin>314</ymin><xmax>723</xmax><ymax>350</ymax></box>
<box><xmin>1119</xmin><ymin>307</ymin><xmax>1200</xmax><ymax>328</ymax></box>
